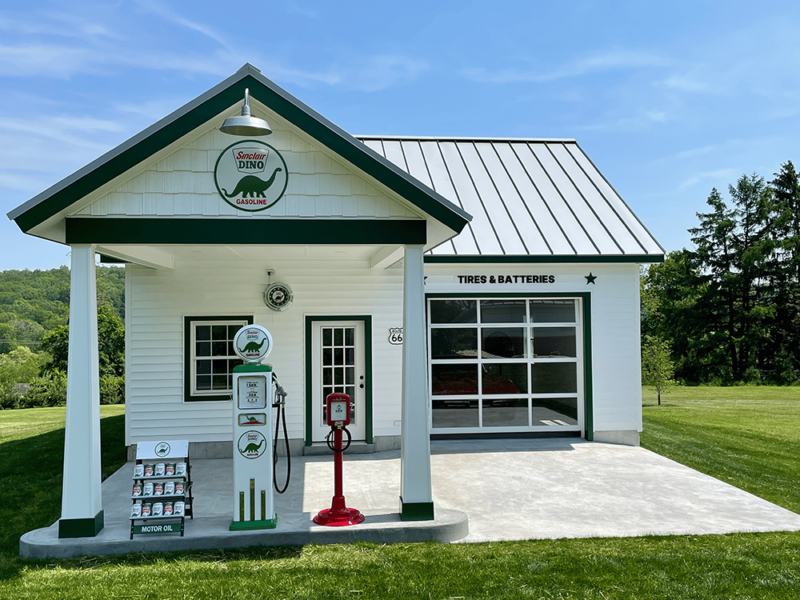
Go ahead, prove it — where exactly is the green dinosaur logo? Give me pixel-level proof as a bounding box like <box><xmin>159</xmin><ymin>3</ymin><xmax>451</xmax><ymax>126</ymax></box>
<box><xmin>214</xmin><ymin>140</ymin><xmax>288</xmax><ymax>212</ymax></box>
<box><xmin>221</xmin><ymin>169</ymin><xmax>283</xmax><ymax>199</ymax></box>
<box><xmin>237</xmin><ymin>431</ymin><xmax>267</xmax><ymax>459</ymax></box>
<box><xmin>237</xmin><ymin>338</ymin><xmax>267</xmax><ymax>354</ymax></box>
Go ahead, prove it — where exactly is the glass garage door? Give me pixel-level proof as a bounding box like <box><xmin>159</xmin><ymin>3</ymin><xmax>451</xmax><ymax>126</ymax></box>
<box><xmin>428</xmin><ymin>297</ymin><xmax>584</xmax><ymax>434</ymax></box>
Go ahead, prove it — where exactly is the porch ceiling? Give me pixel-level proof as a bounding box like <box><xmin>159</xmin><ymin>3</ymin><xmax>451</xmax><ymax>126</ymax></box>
<box><xmin>98</xmin><ymin>243</ymin><xmax>399</xmax><ymax>268</ymax></box>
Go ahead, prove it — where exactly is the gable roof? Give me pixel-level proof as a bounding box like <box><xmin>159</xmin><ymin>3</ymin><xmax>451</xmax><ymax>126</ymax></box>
<box><xmin>7</xmin><ymin>64</ymin><xmax>470</xmax><ymax>236</ymax></box>
<box><xmin>359</xmin><ymin>136</ymin><xmax>664</xmax><ymax>262</ymax></box>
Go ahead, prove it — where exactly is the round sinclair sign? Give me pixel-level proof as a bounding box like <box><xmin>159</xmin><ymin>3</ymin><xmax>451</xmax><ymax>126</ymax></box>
<box><xmin>233</xmin><ymin>325</ymin><xmax>273</xmax><ymax>363</ymax></box>
<box><xmin>214</xmin><ymin>140</ymin><xmax>288</xmax><ymax>212</ymax></box>
<box><xmin>238</xmin><ymin>430</ymin><xmax>267</xmax><ymax>459</ymax></box>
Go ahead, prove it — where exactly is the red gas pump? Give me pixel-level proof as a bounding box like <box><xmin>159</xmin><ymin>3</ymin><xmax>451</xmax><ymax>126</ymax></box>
<box><xmin>313</xmin><ymin>393</ymin><xmax>365</xmax><ymax>526</ymax></box>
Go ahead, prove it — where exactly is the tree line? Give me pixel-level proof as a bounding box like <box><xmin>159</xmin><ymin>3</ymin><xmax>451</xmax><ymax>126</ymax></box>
<box><xmin>0</xmin><ymin>266</ymin><xmax>126</xmax><ymax>408</ymax></box>
<box><xmin>642</xmin><ymin>160</ymin><xmax>800</xmax><ymax>386</ymax></box>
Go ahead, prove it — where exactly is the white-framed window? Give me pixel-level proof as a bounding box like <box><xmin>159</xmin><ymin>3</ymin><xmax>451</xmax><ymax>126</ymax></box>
<box><xmin>427</xmin><ymin>297</ymin><xmax>583</xmax><ymax>433</ymax></box>
<box><xmin>184</xmin><ymin>316</ymin><xmax>251</xmax><ymax>402</ymax></box>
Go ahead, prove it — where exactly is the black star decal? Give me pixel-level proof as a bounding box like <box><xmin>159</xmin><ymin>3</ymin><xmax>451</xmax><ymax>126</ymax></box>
<box><xmin>585</xmin><ymin>272</ymin><xmax>597</xmax><ymax>285</ymax></box>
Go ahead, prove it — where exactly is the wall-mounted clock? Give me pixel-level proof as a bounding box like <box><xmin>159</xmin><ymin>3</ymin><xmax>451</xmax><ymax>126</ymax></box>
<box><xmin>264</xmin><ymin>282</ymin><xmax>293</xmax><ymax>311</ymax></box>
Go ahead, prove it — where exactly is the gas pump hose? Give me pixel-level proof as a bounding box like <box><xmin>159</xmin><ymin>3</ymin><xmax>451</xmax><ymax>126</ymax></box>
<box><xmin>272</xmin><ymin>378</ymin><xmax>291</xmax><ymax>494</ymax></box>
<box><xmin>325</xmin><ymin>425</ymin><xmax>352</xmax><ymax>453</ymax></box>
<box><xmin>273</xmin><ymin>400</ymin><xmax>291</xmax><ymax>493</ymax></box>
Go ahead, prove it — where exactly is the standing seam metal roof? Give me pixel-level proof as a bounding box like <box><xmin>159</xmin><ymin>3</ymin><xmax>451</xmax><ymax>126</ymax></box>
<box><xmin>357</xmin><ymin>136</ymin><xmax>664</xmax><ymax>259</ymax></box>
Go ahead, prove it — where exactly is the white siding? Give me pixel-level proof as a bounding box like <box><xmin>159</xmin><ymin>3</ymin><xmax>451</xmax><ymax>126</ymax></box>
<box><xmin>424</xmin><ymin>263</ymin><xmax>643</xmax><ymax>435</ymax></box>
<box><xmin>128</xmin><ymin>259</ymin><xmax>643</xmax><ymax>445</ymax></box>
<box><xmin>126</xmin><ymin>257</ymin><xmax>405</xmax><ymax>446</ymax></box>
<box><xmin>73</xmin><ymin>126</ymin><xmax>420</xmax><ymax>221</ymax></box>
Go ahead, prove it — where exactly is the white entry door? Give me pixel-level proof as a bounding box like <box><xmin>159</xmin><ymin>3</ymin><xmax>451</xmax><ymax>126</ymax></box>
<box><xmin>311</xmin><ymin>321</ymin><xmax>366</xmax><ymax>443</ymax></box>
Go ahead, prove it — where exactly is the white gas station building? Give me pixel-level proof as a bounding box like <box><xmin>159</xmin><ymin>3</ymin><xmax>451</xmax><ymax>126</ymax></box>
<box><xmin>8</xmin><ymin>64</ymin><xmax>663</xmax><ymax>538</ymax></box>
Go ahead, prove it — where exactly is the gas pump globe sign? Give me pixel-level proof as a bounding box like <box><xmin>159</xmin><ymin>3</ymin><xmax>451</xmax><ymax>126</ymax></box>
<box><xmin>233</xmin><ymin>325</ymin><xmax>273</xmax><ymax>363</ymax></box>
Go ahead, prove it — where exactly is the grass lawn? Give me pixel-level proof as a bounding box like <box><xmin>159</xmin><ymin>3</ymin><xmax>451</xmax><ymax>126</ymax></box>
<box><xmin>641</xmin><ymin>385</ymin><xmax>800</xmax><ymax>514</ymax></box>
<box><xmin>0</xmin><ymin>390</ymin><xmax>797</xmax><ymax>599</ymax></box>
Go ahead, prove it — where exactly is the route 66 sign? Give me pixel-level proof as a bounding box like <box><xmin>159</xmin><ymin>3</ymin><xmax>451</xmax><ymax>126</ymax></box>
<box><xmin>388</xmin><ymin>328</ymin><xmax>404</xmax><ymax>345</ymax></box>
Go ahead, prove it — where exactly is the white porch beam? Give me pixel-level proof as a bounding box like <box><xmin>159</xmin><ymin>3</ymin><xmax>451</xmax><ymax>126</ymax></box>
<box><xmin>59</xmin><ymin>245</ymin><xmax>104</xmax><ymax>538</ymax></box>
<box><xmin>368</xmin><ymin>245</ymin><xmax>404</xmax><ymax>270</ymax></box>
<box><xmin>96</xmin><ymin>245</ymin><xmax>175</xmax><ymax>270</ymax></box>
<box><xmin>399</xmin><ymin>244</ymin><xmax>434</xmax><ymax>520</ymax></box>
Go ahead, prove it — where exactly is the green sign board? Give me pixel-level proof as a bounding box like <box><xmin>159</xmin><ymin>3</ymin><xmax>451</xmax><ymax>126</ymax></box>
<box><xmin>133</xmin><ymin>522</ymin><xmax>182</xmax><ymax>535</ymax></box>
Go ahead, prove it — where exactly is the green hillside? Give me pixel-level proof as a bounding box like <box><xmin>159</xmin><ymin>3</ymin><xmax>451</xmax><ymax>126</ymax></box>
<box><xmin>0</xmin><ymin>266</ymin><xmax>124</xmax><ymax>354</ymax></box>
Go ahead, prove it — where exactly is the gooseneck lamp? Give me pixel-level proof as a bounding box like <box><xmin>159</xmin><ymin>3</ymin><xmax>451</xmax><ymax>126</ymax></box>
<box><xmin>220</xmin><ymin>88</ymin><xmax>272</xmax><ymax>136</ymax></box>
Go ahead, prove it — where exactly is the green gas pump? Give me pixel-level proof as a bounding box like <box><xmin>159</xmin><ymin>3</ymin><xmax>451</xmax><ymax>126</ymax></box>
<box><xmin>230</xmin><ymin>324</ymin><xmax>287</xmax><ymax>530</ymax></box>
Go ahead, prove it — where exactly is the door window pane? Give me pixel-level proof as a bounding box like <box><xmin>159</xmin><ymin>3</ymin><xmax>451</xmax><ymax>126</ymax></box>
<box><xmin>480</xmin><ymin>300</ymin><xmax>526</xmax><ymax>323</ymax></box>
<box><xmin>482</xmin><ymin>328</ymin><xmax>526</xmax><ymax>358</ymax></box>
<box><xmin>482</xmin><ymin>398</ymin><xmax>529</xmax><ymax>427</ymax></box>
<box><xmin>532</xmin><ymin>327</ymin><xmax>576</xmax><ymax>358</ymax></box>
<box><xmin>430</xmin><ymin>300</ymin><xmax>477</xmax><ymax>324</ymax></box>
<box><xmin>482</xmin><ymin>363</ymin><xmax>528</xmax><ymax>395</ymax></box>
<box><xmin>431</xmin><ymin>364</ymin><xmax>478</xmax><ymax>395</ymax></box>
<box><xmin>431</xmin><ymin>328</ymin><xmax>478</xmax><ymax>360</ymax></box>
<box><xmin>530</xmin><ymin>300</ymin><xmax>575</xmax><ymax>323</ymax></box>
<box><xmin>531</xmin><ymin>362</ymin><xmax>577</xmax><ymax>393</ymax></box>
<box><xmin>432</xmin><ymin>400</ymin><xmax>479</xmax><ymax>428</ymax></box>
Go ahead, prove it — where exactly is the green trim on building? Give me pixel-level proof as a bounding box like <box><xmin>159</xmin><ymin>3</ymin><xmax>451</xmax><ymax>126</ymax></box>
<box><xmin>425</xmin><ymin>291</ymin><xmax>594</xmax><ymax>442</ymax></box>
<box><xmin>582</xmin><ymin>295</ymin><xmax>594</xmax><ymax>441</ymax></box>
<box><xmin>304</xmin><ymin>315</ymin><xmax>373</xmax><ymax>446</ymax></box>
<box><xmin>13</xmin><ymin>68</ymin><xmax>469</xmax><ymax>235</ymax></box>
<box><xmin>99</xmin><ymin>254</ymin><xmax>129</xmax><ymax>264</ymax></box>
<box><xmin>233</xmin><ymin>363</ymin><xmax>273</xmax><ymax>373</ymax></box>
<box><xmin>184</xmin><ymin>315</ymin><xmax>254</xmax><ymax>403</ymax></box>
<box><xmin>399</xmin><ymin>498</ymin><xmax>434</xmax><ymax>521</ymax></box>
<box><xmin>58</xmin><ymin>511</ymin><xmax>104</xmax><ymax>538</ymax></box>
<box><xmin>229</xmin><ymin>516</ymin><xmax>277</xmax><ymax>531</ymax></box>
<box><xmin>424</xmin><ymin>254</ymin><xmax>664</xmax><ymax>264</ymax></box>
<box><xmin>65</xmin><ymin>218</ymin><xmax>427</xmax><ymax>245</ymax></box>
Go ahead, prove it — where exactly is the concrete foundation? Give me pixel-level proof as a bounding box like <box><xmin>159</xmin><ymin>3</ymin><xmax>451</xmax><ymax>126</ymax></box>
<box><xmin>593</xmin><ymin>430</ymin><xmax>640</xmax><ymax>446</ymax></box>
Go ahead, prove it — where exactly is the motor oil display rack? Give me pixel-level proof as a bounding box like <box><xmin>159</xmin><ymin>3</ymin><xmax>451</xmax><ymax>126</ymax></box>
<box><xmin>130</xmin><ymin>440</ymin><xmax>193</xmax><ymax>539</ymax></box>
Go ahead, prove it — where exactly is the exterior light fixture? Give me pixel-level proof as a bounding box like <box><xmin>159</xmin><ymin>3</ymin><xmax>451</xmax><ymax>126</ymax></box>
<box><xmin>220</xmin><ymin>88</ymin><xmax>272</xmax><ymax>136</ymax></box>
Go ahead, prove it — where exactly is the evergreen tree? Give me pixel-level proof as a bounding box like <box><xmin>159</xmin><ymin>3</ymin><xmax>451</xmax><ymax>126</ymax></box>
<box><xmin>688</xmin><ymin>188</ymin><xmax>739</xmax><ymax>381</ymax></box>
<box><xmin>727</xmin><ymin>173</ymin><xmax>775</xmax><ymax>381</ymax></box>
<box><xmin>769</xmin><ymin>161</ymin><xmax>800</xmax><ymax>381</ymax></box>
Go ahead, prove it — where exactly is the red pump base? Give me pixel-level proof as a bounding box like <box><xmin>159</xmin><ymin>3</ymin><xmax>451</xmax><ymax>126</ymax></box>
<box><xmin>313</xmin><ymin>500</ymin><xmax>365</xmax><ymax>527</ymax></box>
<box><xmin>313</xmin><ymin>425</ymin><xmax>364</xmax><ymax>527</ymax></box>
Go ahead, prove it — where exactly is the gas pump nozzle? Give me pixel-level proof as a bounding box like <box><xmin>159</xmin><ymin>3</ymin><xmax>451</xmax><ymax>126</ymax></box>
<box><xmin>271</xmin><ymin>372</ymin><xmax>291</xmax><ymax>494</ymax></box>
<box><xmin>272</xmin><ymin>373</ymin><xmax>287</xmax><ymax>406</ymax></box>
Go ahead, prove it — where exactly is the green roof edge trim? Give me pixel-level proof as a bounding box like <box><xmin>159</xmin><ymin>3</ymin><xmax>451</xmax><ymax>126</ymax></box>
<box><xmin>9</xmin><ymin>64</ymin><xmax>470</xmax><ymax>235</ymax></box>
<box><xmin>66</xmin><ymin>218</ymin><xmax>426</xmax><ymax>245</ymax></box>
<box><xmin>424</xmin><ymin>254</ymin><xmax>665</xmax><ymax>264</ymax></box>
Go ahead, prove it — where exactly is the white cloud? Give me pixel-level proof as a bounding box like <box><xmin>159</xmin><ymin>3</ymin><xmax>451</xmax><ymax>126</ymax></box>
<box><xmin>463</xmin><ymin>49</ymin><xmax>671</xmax><ymax>84</ymax></box>
<box><xmin>132</xmin><ymin>0</ymin><xmax>232</xmax><ymax>50</ymax></box>
<box><xmin>678</xmin><ymin>169</ymin><xmax>738</xmax><ymax>191</ymax></box>
<box><xmin>341</xmin><ymin>55</ymin><xmax>429</xmax><ymax>92</ymax></box>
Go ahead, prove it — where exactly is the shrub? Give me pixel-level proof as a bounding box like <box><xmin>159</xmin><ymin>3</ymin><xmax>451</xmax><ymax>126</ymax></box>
<box><xmin>0</xmin><ymin>382</ymin><xmax>21</xmax><ymax>410</ymax></box>
<box><xmin>100</xmin><ymin>375</ymin><xmax>125</xmax><ymax>405</ymax></box>
<box><xmin>17</xmin><ymin>372</ymin><xmax>67</xmax><ymax>408</ymax></box>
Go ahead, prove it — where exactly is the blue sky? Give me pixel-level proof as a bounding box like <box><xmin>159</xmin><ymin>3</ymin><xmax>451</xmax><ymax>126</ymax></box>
<box><xmin>2</xmin><ymin>0</ymin><xmax>799</xmax><ymax>270</ymax></box>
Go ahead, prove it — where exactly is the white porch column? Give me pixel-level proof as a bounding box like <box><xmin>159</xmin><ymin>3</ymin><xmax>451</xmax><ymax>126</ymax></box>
<box><xmin>59</xmin><ymin>245</ymin><xmax>104</xmax><ymax>538</ymax></box>
<box><xmin>399</xmin><ymin>244</ymin><xmax>434</xmax><ymax>520</ymax></box>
